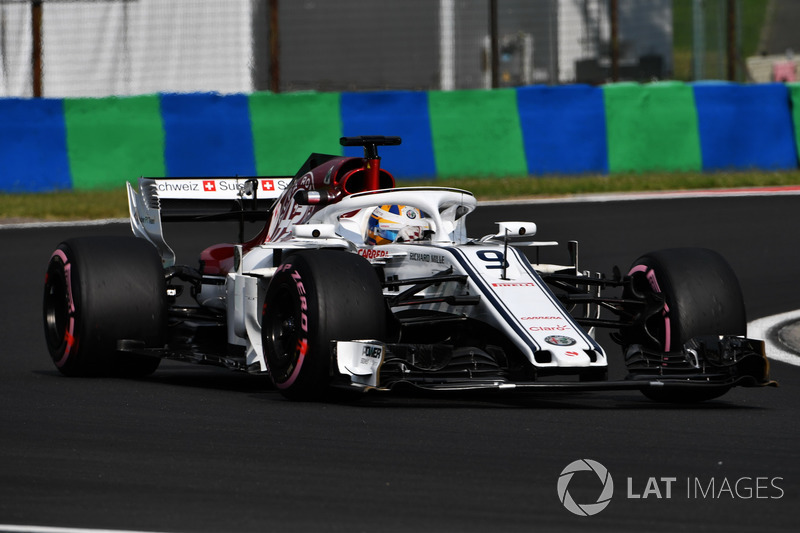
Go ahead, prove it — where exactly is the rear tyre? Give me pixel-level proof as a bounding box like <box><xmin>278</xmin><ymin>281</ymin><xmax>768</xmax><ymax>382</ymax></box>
<box><xmin>263</xmin><ymin>249</ymin><xmax>386</xmax><ymax>401</ymax></box>
<box><xmin>622</xmin><ymin>248</ymin><xmax>746</xmax><ymax>403</ymax></box>
<box><xmin>43</xmin><ymin>237</ymin><xmax>166</xmax><ymax>377</ymax></box>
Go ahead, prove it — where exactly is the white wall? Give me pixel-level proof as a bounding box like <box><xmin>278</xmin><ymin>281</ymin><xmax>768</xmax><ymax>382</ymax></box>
<box><xmin>1</xmin><ymin>0</ymin><xmax>253</xmax><ymax>98</ymax></box>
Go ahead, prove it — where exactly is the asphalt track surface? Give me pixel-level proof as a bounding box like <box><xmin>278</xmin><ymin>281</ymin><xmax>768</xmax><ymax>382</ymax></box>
<box><xmin>1</xmin><ymin>194</ymin><xmax>798</xmax><ymax>533</ymax></box>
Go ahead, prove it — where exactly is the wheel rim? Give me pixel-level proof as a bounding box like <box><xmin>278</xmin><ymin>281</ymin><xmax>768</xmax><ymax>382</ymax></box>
<box><xmin>43</xmin><ymin>259</ymin><xmax>73</xmax><ymax>364</ymax></box>
<box><xmin>266</xmin><ymin>284</ymin><xmax>302</xmax><ymax>383</ymax></box>
<box><xmin>628</xmin><ymin>264</ymin><xmax>671</xmax><ymax>351</ymax></box>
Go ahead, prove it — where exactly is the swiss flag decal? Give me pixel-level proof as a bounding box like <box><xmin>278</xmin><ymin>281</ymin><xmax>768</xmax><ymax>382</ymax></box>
<box><xmin>203</xmin><ymin>180</ymin><xmax>216</xmax><ymax>192</ymax></box>
<box><xmin>262</xmin><ymin>180</ymin><xmax>274</xmax><ymax>191</ymax></box>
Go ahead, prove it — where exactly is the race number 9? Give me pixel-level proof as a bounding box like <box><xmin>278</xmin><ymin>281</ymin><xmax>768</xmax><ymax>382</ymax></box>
<box><xmin>476</xmin><ymin>250</ymin><xmax>507</xmax><ymax>269</ymax></box>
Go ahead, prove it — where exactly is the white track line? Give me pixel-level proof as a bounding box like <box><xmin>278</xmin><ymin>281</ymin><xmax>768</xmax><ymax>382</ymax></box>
<box><xmin>478</xmin><ymin>185</ymin><xmax>800</xmax><ymax>206</ymax></box>
<box><xmin>749</xmin><ymin>311</ymin><xmax>800</xmax><ymax>367</ymax></box>
<box><xmin>0</xmin><ymin>526</ymin><xmax>171</xmax><ymax>533</ymax></box>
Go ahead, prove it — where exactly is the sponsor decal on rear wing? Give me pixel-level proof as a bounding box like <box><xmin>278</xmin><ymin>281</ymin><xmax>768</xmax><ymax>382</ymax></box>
<box><xmin>149</xmin><ymin>177</ymin><xmax>293</xmax><ymax>200</ymax></box>
<box><xmin>128</xmin><ymin>176</ymin><xmax>295</xmax><ymax>266</ymax></box>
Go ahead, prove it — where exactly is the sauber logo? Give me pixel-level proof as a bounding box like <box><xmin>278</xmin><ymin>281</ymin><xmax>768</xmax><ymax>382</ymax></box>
<box><xmin>203</xmin><ymin>180</ymin><xmax>216</xmax><ymax>192</ymax></box>
<box><xmin>262</xmin><ymin>179</ymin><xmax>275</xmax><ymax>191</ymax></box>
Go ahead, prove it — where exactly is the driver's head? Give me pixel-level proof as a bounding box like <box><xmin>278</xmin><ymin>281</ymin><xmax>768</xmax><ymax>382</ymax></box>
<box><xmin>366</xmin><ymin>205</ymin><xmax>429</xmax><ymax>245</ymax></box>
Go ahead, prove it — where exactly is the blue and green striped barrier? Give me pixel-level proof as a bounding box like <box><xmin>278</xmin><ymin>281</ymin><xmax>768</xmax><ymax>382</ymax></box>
<box><xmin>1</xmin><ymin>81</ymin><xmax>797</xmax><ymax>192</ymax></box>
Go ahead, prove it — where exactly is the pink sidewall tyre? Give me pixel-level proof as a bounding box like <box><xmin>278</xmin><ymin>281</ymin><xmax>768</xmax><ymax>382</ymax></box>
<box><xmin>622</xmin><ymin>247</ymin><xmax>746</xmax><ymax>402</ymax></box>
<box><xmin>43</xmin><ymin>237</ymin><xmax>166</xmax><ymax>377</ymax></box>
<box><xmin>263</xmin><ymin>249</ymin><xmax>386</xmax><ymax>401</ymax></box>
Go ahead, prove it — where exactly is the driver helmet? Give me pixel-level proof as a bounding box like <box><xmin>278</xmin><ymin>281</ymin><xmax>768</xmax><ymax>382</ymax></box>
<box><xmin>367</xmin><ymin>204</ymin><xmax>429</xmax><ymax>245</ymax></box>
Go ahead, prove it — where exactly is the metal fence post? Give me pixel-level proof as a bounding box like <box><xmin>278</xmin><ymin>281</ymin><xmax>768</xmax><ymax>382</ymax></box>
<box><xmin>610</xmin><ymin>0</ymin><xmax>619</xmax><ymax>82</ymax></box>
<box><xmin>32</xmin><ymin>0</ymin><xmax>43</xmax><ymax>97</ymax></box>
<box><xmin>269</xmin><ymin>0</ymin><xmax>280</xmax><ymax>93</ymax></box>
<box><xmin>726</xmin><ymin>0</ymin><xmax>737</xmax><ymax>81</ymax></box>
<box><xmin>692</xmin><ymin>0</ymin><xmax>705</xmax><ymax>80</ymax></box>
<box><xmin>489</xmin><ymin>0</ymin><xmax>498</xmax><ymax>88</ymax></box>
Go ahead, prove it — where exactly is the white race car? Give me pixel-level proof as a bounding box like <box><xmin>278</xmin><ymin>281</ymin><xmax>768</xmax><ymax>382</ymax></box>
<box><xmin>43</xmin><ymin>136</ymin><xmax>774</xmax><ymax>402</ymax></box>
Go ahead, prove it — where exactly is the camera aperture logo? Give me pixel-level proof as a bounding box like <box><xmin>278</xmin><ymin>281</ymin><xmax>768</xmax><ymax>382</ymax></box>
<box><xmin>557</xmin><ymin>459</ymin><xmax>614</xmax><ymax>516</ymax></box>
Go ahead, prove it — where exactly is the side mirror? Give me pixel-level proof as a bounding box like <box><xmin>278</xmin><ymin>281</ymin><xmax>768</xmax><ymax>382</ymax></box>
<box><xmin>291</xmin><ymin>224</ymin><xmax>339</xmax><ymax>239</ymax></box>
<box><xmin>493</xmin><ymin>221</ymin><xmax>537</xmax><ymax>238</ymax></box>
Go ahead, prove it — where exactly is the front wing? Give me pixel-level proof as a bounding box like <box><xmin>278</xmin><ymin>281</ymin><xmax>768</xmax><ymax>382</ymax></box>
<box><xmin>333</xmin><ymin>335</ymin><xmax>775</xmax><ymax>394</ymax></box>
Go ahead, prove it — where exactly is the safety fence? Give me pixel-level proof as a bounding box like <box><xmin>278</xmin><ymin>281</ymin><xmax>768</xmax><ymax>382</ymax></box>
<box><xmin>1</xmin><ymin>0</ymin><xmax>674</xmax><ymax>97</ymax></box>
<box><xmin>1</xmin><ymin>81</ymin><xmax>798</xmax><ymax>192</ymax></box>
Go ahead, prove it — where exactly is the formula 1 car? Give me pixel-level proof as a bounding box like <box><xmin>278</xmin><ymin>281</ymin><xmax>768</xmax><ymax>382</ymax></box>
<box><xmin>43</xmin><ymin>136</ymin><xmax>774</xmax><ymax>402</ymax></box>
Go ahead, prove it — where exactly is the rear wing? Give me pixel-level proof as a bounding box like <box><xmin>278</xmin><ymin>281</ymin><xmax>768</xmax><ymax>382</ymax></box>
<box><xmin>130</xmin><ymin>176</ymin><xmax>293</xmax><ymax>220</ymax></box>
<box><xmin>127</xmin><ymin>176</ymin><xmax>293</xmax><ymax>267</ymax></box>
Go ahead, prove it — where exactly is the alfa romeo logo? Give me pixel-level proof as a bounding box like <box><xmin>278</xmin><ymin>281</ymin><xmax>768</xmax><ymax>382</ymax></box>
<box><xmin>544</xmin><ymin>335</ymin><xmax>576</xmax><ymax>346</ymax></box>
<box><xmin>557</xmin><ymin>459</ymin><xmax>614</xmax><ymax>516</ymax></box>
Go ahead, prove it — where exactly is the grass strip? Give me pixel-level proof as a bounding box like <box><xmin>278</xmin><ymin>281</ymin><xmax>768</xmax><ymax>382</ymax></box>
<box><xmin>0</xmin><ymin>189</ymin><xmax>130</xmax><ymax>222</ymax></box>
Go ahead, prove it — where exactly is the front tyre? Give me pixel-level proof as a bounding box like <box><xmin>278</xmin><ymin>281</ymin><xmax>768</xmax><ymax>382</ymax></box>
<box><xmin>263</xmin><ymin>249</ymin><xmax>386</xmax><ymax>401</ymax></box>
<box><xmin>43</xmin><ymin>237</ymin><xmax>167</xmax><ymax>377</ymax></box>
<box><xmin>622</xmin><ymin>248</ymin><xmax>746</xmax><ymax>403</ymax></box>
